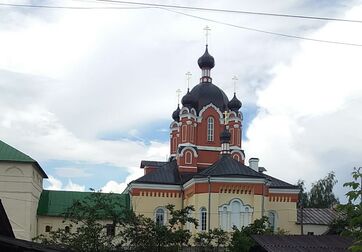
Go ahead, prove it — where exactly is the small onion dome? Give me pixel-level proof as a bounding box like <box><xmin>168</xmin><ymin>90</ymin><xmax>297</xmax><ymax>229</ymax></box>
<box><xmin>228</xmin><ymin>93</ymin><xmax>242</xmax><ymax>112</ymax></box>
<box><xmin>172</xmin><ymin>105</ymin><xmax>180</xmax><ymax>122</ymax></box>
<box><xmin>181</xmin><ymin>89</ymin><xmax>196</xmax><ymax>109</ymax></box>
<box><xmin>220</xmin><ymin>126</ymin><xmax>231</xmax><ymax>143</ymax></box>
<box><xmin>197</xmin><ymin>45</ymin><xmax>215</xmax><ymax>69</ymax></box>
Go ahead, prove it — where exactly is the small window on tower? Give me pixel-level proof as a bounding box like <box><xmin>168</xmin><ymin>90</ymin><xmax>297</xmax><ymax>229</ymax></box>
<box><xmin>207</xmin><ymin>117</ymin><xmax>214</xmax><ymax>141</ymax></box>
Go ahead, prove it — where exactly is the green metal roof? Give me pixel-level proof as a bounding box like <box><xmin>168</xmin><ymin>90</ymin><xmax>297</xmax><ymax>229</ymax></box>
<box><xmin>37</xmin><ymin>190</ymin><xmax>130</xmax><ymax>217</ymax></box>
<box><xmin>0</xmin><ymin>140</ymin><xmax>48</xmax><ymax>178</ymax></box>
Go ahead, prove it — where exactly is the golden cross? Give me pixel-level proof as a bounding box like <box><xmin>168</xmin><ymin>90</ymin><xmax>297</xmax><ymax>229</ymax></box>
<box><xmin>223</xmin><ymin>110</ymin><xmax>229</xmax><ymax>125</ymax></box>
<box><xmin>232</xmin><ymin>75</ymin><xmax>238</xmax><ymax>93</ymax></box>
<box><xmin>204</xmin><ymin>26</ymin><xmax>211</xmax><ymax>45</ymax></box>
<box><xmin>176</xmin><ymin>89</ymin><xmax>182</xmax><ymax>105</ymax></box>
<box><xmin>185</xmin><ymin>72</ymin><xmax>192</xmax><ymax>89</ymax></box>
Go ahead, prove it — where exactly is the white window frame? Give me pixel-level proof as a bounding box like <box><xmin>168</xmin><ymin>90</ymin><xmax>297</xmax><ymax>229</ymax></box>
<box><xmin>207</xmin><ymin>117</ymin><xmax>214</xmax><ymax>142</ymax></box>
<box><xmin>200</xmin><ymin>207</ymin><xmax>207</xmax><ymax>231</ymax></box>
<box><xmin>155</xmin><ymin>207</ymin><xmax>166</xmax><ymax>225</ymax></box>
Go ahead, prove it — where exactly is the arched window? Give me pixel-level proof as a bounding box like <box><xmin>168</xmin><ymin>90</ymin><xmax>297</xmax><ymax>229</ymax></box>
<box><xmin>65</xmin><ymin>226</ymin><xmax>70</xmax><ymax>233</ymax></box>
<box><xmin>231</xmin><ymin>201</ymin><xmax>241</xmax><ymax>229</ymax></box>
<box><xmin>230</xmin><ymin>128</ymin><xmax>234</xmax><ymax>145</ymax></box>
<box><xmin>207</xmin><ymin>117</ymin><xmax>214</xmax><ymax>141</ymax></box>
<box><xmin>182</xmin><ymin>125</ymin><xmax>187</xmax><ymax>142</ymax></box>
<box><xmin>268</xmin><ymin>211</ymin><xmax>276</xmax><ymax>232</ymax></box>
<box><xmin>185</xmin><ymin>151</ymin><xmax>192</xmax><ymax>164</ymax></box>
<box><xmin>200</xmin><ymin>207</ymin><xmax>207</xmax><ymax>231</ymax></box>
<box><xmin>155</xmin><ymin>208</ymin><xmax>165</xmax><ymax>225</ymax></box>
<box><xmin>232</xmin><ymin>154</ymin><xmax>240</xmax><ymax>161</ymax></box>
<box><xmin>45</xmin><ymin>225</ymin><xmax>51</xmax><ymax>232</ymax></box>
<box><xmin>172</xmin><ymin>137</ymin><xmax>177</xmax><ymax>152</ymax></box>
<box><xmin>221</xmin><ymin>206</ymin><xmax>228</xmax><ymax>230</ymax></box>
<box><xmin>106</xmin><ymin>224</ymin><xmax>115</xmax><ymax>236</ymax></box>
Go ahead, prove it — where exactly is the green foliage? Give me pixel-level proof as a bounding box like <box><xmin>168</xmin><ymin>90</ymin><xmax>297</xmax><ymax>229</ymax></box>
<box><xmin>297</xmin><ymin>172</ymin><xmax>339</xmax><ymax>208</ymax></box>
<box><xmin>34</xmin><ymin>190</ymin><xmax>129</xmax><ymax>252</ymax></box>
<box><xmin>194</xmin><ymin>228</ymin><xmax>229</xmax><ymax>251</ymax></box>
<box><xmin>227</xmin><ymin>216</ymin><xmax>272</xmax><ymax>252</ymax></box>
<box><xmin>331</xmin><ymin>168</ymin><xmax>362</xmax><ymax>252</ymax></box>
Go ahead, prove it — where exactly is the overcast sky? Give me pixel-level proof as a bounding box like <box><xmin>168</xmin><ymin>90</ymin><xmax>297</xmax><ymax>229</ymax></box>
<box><xmin>1</xmin><ymin>0</ymin><xmax>361</xmax><ymax>201</ymax></box>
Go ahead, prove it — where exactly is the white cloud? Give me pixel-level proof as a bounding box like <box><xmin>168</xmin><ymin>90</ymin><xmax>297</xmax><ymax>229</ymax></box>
<box><xmin>244</xmin><ymin>4</ymin><xmax>362</xmax><ymax>199</ymax></box>
<box><xmin>46</xmin><ymin>175</ymin><xmax>85</xmax><ymax>192</ymax></box>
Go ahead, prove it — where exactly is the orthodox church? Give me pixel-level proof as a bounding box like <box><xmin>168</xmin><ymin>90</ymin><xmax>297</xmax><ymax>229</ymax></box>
<box><xmin>0</xmin><ymin>44</ymin><xmax>305</xmax><ymax>242</ymax></box>
<box><xmin>128</xmin><ymin>45</ymin><xmax>300</xmax><ymax>233</ymax></box>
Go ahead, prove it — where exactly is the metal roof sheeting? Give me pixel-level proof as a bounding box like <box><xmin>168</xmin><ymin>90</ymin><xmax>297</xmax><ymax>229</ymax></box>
<box><xmin>297</xmin><ymin>208</ymin><xmax>341</xmax><ymax>225</ymax></box>
<box><xmin>252</xmin><ymin>235</ymin><xmax>352</xmax><ymax>252</ymax></box>
<box><xmin>37</xmin><ymin>190</ymin><xmax>130</xmax><ymax>217</ymax></box>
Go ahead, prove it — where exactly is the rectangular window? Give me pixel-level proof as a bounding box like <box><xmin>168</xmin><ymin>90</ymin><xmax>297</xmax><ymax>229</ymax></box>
<box><xmin>207</xmin><ymin>117</ymin><xmax>214</xmax><ymax>142</ymax></box>
<box><xmin>201</xmin><ymin>209</ymin><xmax>207</xmax><ymax>231</ymax></box>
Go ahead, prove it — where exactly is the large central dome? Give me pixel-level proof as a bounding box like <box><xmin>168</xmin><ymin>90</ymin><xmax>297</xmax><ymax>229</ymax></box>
<box><xmin>189</xmin><ymin>82</ymin><xmax>229</xmax><ymax>113</ymax></box>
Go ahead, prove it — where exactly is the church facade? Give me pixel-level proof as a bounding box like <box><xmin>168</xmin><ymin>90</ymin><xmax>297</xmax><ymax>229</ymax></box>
<box><xmin>128</xmin><ymin>46</ymin><xmax>300</xmax><ymax>234</ymax></box>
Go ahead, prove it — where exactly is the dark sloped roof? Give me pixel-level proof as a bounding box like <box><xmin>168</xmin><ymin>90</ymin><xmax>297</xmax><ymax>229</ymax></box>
<box><xmin>140</xmin><ymin>160</ymin><xmax>168</xmax><ymax>168</ymax></box>
<box><xmin>297</xmin><ymin>208</ymin><xmax>341</xmax><ymax>225</ymax></box>
<box><xmin>199</xmin><ymin>155</ymin><xmax>264</xmax><ymax>178</ymax></box>
<box><xmin>37</xmin><ymin>190</ymin><xmax>130</xmax><ymax>217</ymax></box>
<box><xmin>134</xmin><ymin>160</ymin><xmax>182</xmax><ymax>185</ymax></box>
<box><xmin>252</xmin><ymin>235</ymin><xmax>352</xmax><ymax>252</ymax></box>
<box><xmin>0</xmin><ymin>200</ymin><xmax>14</xmax><ymax>238</ymax></box>
<box><xmin>263</xmin><ymin>173</ymin><xmax>299</xmax><ymax>189</ymax></box>
<box><xmin>0</xmin><ymin>140</ymin><xmax>48</xmax><ymax>178</ymax></box>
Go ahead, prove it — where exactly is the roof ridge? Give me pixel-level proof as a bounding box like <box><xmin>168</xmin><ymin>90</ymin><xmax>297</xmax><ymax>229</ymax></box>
<box><xmin>0</xmin><ymin>140</ymin><xmax>36</xmax><ymax>162</ymax></box>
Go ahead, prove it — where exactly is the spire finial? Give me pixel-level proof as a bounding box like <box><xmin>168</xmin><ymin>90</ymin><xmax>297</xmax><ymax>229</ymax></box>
<box><xmin>185</xmin><ymin>72</ymin><xmax>192</xmax><ymax>90</ymax></box>
<box><xmin>223</xmin><ymin>110</ymin><xmax>230</xmax><ymax>125</ymax></box>
<box><xmin>232</xmin><ymin>75</ymin><xmax>238</xmax><ymax>94</ymax></box>
<box><xmin>176</xmin><ymin>89</ymin><xmax>182</xmax><ymax>105</ymax></box>
<box><xmin>203</xmin><ymin>25</ymin><xmax>211</xmax><ymax>46</ymax></box>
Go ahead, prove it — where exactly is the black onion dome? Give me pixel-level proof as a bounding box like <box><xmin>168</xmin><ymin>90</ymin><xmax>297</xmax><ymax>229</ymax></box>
<box><xmin>228</xmin><ymin>93</ymin><xmax>242</xmax><ymax>112</ymax></box>
<box><xmin>181</xmin><ymin>89</ymin><xmax>196</xmax><ymax>109</ymax></box>
<box><xmin>172</xmin><ymin>105</ymin><xmax>180</xmax><ymax>122</ymax></box>
<box><xmin>197</xmin><ymin>45</ymin><xmax>215</xmax><ymax>69</ymax></box>
<box><xmin>220</xmin><ymin>127</ymin><xmax>231</xmax><ymax>143</ymax></box>
<box><xmin>189</xmin><ymin>82</ymin><xmax>229</xmax><ymax>113</ymax></box>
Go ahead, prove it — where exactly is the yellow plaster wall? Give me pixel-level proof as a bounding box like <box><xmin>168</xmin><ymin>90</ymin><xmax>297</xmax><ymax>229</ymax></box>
<box><xmin>265</xmin><ymin>199</ymin><xmax>299</xmax><ymax>234</ymax></box>
<box><xmin>131</xmin><ymin>194</ymin><xmax>182</xmax><ymax>220</ymax></box>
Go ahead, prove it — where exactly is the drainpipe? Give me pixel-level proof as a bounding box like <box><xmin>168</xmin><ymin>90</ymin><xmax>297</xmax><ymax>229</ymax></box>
<box><xmin>208</xmin><ymin>175</ymin><xmax>211</xmax><ymax>231</ymax></box>
<box><xmin>301</xmin><ymin>205</ymin><xmax>304</xmax><ymax>235</ymax></box>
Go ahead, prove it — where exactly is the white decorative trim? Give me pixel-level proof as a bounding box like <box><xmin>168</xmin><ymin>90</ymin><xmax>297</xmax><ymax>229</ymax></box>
<box><xmin>233</xmin><ymin>124</ymin><xmax>240</xmax><ymax>128</ymax></box>
<box><xmin>191</xmin><ymin>108</ymin><xmax>197</xmax><ymax>115</ymax></box>
<box><xmin>230</xmin><ymin>149</ymin><xmax>245</xmax><ymax>160</ymax></box>
<box><xmin>198</xmin><ymin>103</ymin><xmax>223</xmax><ymax>121</ymax></box>
<box><xmin>180</xmin><ymin>146</ymin><xmax>198</xmax><ymax>157</ymax></box>
<box><xmin>183</xmin><ymin>177</ymin><xmax>266</xmax><ymax>190</ymax></box>
<box><xmin>179</xmin><ymin>165</ymin><xmax>197</xmax><ymax>169</ymax></box>
<box><xmin>269</xmin><ymin>188</ymin><xmax>300</xmax><ymax>194</ymax></box>
<box><xmin>180</xmin><ymin>107</ymin><xmax>189</xmax><ymax>114</ymax></box>
<box><xmin>197</xmin><ymin>145</ymin><xmax>221</xmax><ymax>151</ymax></box>
<box><xmin>130</xmin><ymin>183</ymin><xmax>181</xmax><ymax>190</ymax></box>
<box><xmin>197</xmin><ymin>162</ymin><xmax>213</xmax><ymax>166</ymax></box>
<box><xmin>186</xmin><ymin>120</ymin><xmax>192</xmax><ymax>125</ymax></box>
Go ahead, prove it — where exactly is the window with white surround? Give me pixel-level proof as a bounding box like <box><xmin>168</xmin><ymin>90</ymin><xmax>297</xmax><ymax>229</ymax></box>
<box><xmin>182</xmin><ymin>125</ymin><xmax>187</xmax><ymax>142</ymax></box>
<box><xmin>155</xmin><ymin>208</ymin><xmax>166</xmax><ymax>225</ymax></box>
<box><xmin>218</xmin><ymin>199</ymin><xmax>253</xmax><ymax>231</ymax></box>
<box><xmin>200</xmin><ymin>207</ymin><xmax>207</xmax><ymax>231</ymax></box>
<box><xmin>207</xmin><ymin>117</ymin><xmax>214</xmax><ymax>141</ymax></box>
<box><xmin>268</xmin><ymin>211</ymin><xmax>277</xmax><ymax>232</ymax></box>
<box><xmin>185</xmin><ymin>151</ymin><xmax>192</xmax><ymax>164</ymax></box>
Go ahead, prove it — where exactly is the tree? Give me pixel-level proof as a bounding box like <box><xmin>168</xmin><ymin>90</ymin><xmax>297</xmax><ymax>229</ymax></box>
<box><xmin>193</xmin><ymin>228</ymin><xmax>229</xmax><ymax>251</ymax></box>
<box><xmin>34</xmin><ymin>190</ymin><xmax>129</xmax><ymax>252</ymax></box>
<box><xmin>228</xmin><ymin>216</ymin><xmax>272</xmax><ymax>252</ymax></box>
<box><xmin>297</xmin><ymin>171</ymin><xmax>339</xmax><ymax>208</ymax></box>
<box><xmin>330</xmin><ymin>168</ymin><xmax>362</xmax><ymax>252</ymax></box>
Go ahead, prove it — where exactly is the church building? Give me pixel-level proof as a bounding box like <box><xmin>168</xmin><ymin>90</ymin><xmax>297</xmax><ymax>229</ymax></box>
<box><xmin>128</xmin><ymin>45</ymin><xmax>300</xmax><ymax>233</ymax></box>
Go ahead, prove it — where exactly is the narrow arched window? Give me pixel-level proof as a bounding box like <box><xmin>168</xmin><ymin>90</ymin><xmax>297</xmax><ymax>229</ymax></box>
<box><xmin>45</xmin><ymin>225</ymin><xmax>51</xmax><ymax>232</ymax></box>
<box><xmin>221</xmin><ymin>206</ymin><xmax>228</xmax><ymax>230</ymax></box>
<box><xmin>200</xmin><ymin>207</ymin><xmax>207</xmax><ymax>231</ymax></box>
<box><xmin>185</xmin><ymin>151</ymin><xmax>192</xmax><ymax>164</ymax></box>
<box><xmin>231</xmin><ymin>201</ymin><xmax>241</xmax><ymax>229</ymax></box>
<box><xmin>155</xmin><ymin>208</ymin><xmax>165</xmax><ymax>225</ymax></box>
<box><xmin>268</xmin><ymin>211</ymin><xmax>276</xmax><ymax>231</ymax></box>
<box><xmin>207</xmin><ymin>117</ymin><xmax>214</xmax><ymax>141</ymax></box>
<box><xmin>65</xmin><ymin>226</ymin><xmax>70</xmax><ymax>233</ymax></box>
